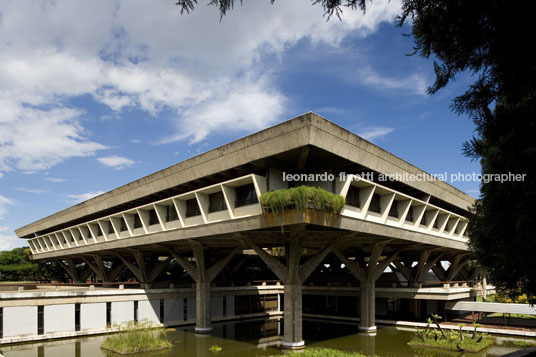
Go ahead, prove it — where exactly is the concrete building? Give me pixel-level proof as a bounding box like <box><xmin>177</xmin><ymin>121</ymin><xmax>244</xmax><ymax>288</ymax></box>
<box><xmin>9</xmin><ymin>112</ymin><xmax>490</xmax><ymax>348</ymax></box>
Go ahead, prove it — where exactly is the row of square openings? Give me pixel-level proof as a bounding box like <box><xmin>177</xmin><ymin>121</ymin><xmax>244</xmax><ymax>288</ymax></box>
<box><xmin>81</xmin><ymin>183</ymin><xmax>259</xmax><ymax>238</ymax></box>
<box><xmin>346</xmin><ymin>186</ymin><xmax>462</xmax><ymax>231</ymax></box>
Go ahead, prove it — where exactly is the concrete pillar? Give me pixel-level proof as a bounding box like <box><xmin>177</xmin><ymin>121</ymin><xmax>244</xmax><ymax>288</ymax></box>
<box><xmin>283</xmin><ymin>284</ymin><xmax>303</xmax><ymax>348</ymax></box>
<box><xmin>195</xmin><ymin>282</ymin><xmax>212</xmax><ymax>333</ymax></box>
<box><xmin>360</xmin><ymin>280</ymin><xmax>376</xmax><ymax>332</ymax></box>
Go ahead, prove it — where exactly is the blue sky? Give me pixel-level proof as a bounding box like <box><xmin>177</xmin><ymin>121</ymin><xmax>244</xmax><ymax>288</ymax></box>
<box><xmin>0</xmin><ymin>0</ymin><xmax>481</xmax><ymax>250</ymax></box>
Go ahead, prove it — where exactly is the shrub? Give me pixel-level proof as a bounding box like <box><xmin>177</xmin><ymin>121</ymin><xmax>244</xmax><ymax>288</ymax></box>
<box><xmin>260</xmin><ymin>186</ymin><xmax>345</xmax><ymax>214</ymax></box>
<box><xmin>101</xmin><ymin>320</ymin><xmax>172</xmax><ymax>354</ymax></box>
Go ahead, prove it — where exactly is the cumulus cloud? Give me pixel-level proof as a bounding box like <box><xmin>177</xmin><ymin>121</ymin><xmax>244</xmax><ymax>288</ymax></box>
<box><xmin>0</xmin><ymin>0</ymin><xmax>402</xmax><ymax>172</ymax></box>
<box><xmin>67</xmin><ymin>191</ymin><xmax>106</xmax><ymax>203</ymax></box>
<box><xmin>358</xmin><ymin>127</ymin><xmax>394</xmax><ymax>141</ymax></box>
<box><xmin>97</xmin><ymin>155</ymin><xmax>135</xmax><ymax>169</ymax></box>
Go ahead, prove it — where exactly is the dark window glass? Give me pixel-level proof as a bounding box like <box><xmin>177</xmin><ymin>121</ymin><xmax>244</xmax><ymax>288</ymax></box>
<box><xmin>159</xmin><ymin>299</ymin><xmax>165</xmax><ymax>323</ymax></box>
<box><xmin>133</xmin><ymin>214</ymin><xmax>142</xmax><ymax>229</ymax></box>
<box><xmin>369</xmin><ymin>193</ymin><xmax>381</xmax><ymax>213</ymax></box>
<box><xmin>134</xmin><ymin>301</ymin><xmax>138</xmax><ymax>322</ymax></box>
<box><xmin>235</xmin><ymin>184</ymin><xmax>258</xmax><ymax>207</ymax></box>
<box><xmin>148</xmin><ymin>209</ymin><xmax>159</xmax><ymax>226</ymax></box>
<box><xmin>209</xmin><ymin>192</ymin><xmax>227</xmax><ymax>213</ymax></box>
<box><xmin>96</xmin><ymin>225</ymin><xmax>103</xmax><ymax>237</ymax></box>
<box><xmin>1</xmin><ymin>307</ymin><xmax>3</xmax><ymax>338</ymax></box>
<box><xmin>86</xmin><ymin>228</ymin><xmax>93</xmax><ymax>239</ymax></box>
<box><xmin>388</xmin><ymin>200</ymin><xmax>398</xmax><ymax>217</ymax></box>
<box><xmin>37</xmin><ymin>306</ymin><xmax>44</xmax><ymax>335</ymax></box>
<box><xmin>75</xmin><ymin>303</ymin><xmax>80</xmax><ymax>331</ymax></box>
<box><xmin>346</xmin><ymin>186</ymin><xmax>360</xmax><ymax>207</ymax></box>
<box><xmin>406</xmin><ymin>206</ymin><xmax>414</xmax><ymax>222</ymax></box>
<box><xmin>166</xmin><ymin>204</ymin><xmax>179</xmax><ymax>222</ymax></box>
<box><xmin>185</xmin><ymin>199</ymin><xmax>201</xmax><ymax>217</ymax></box>
<box><xmin>120</xmin><ymin>217</ymin><xmax>128</xmax><ymax>231</ymax></box>
<box><xmin>106</xmin><ymin>302</ymin><xmax>111</xmax><ymax>326</ymax></box>
<box><xmin>433</xmin><ymin>216</ymin><xmax>439</xmax><ymax>229</ymax></box>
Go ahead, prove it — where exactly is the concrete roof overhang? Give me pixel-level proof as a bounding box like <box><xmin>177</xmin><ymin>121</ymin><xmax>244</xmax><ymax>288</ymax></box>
<box><xmin>31</xmin><ymin>208</ymin><xmax>470</xmax><ymax>261</ymax></box>
<box><xmin>16</xmin><ymin>112</ymin><xmax>475</xmax><ymax>239</ymax></box>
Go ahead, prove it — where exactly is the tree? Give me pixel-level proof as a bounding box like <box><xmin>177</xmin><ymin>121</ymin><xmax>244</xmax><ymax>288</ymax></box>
<box><xmin>176</xmin><ymin>0</ymin><xmax>536</xmax><ymax>300</ymax></box>
<box><xmin>0</xmin><ymin>248</ymin><xmax>39</xmax><ymax>281</ymax></box>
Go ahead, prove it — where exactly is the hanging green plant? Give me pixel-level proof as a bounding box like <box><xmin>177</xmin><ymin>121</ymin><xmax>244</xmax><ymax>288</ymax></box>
<box><xmin>260</xmin><ymin>186</ymin><xmax>345</xmax><ymax>214</ymax></box>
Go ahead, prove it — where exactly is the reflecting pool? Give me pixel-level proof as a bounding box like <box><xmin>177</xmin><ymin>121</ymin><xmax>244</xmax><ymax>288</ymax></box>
<box><xmin>0</xmin><ymin>318</ymin><xmax>534</xmax><ymax>356</ymax></box>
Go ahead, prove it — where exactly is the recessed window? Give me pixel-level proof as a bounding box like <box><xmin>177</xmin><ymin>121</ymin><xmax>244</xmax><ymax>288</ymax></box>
<box><xmin>433</xmin><ymin>216</ymin><xmax>439</xmax><ymax>229</ymax></box>
<box><xmin>108</xmin><ymin>221</ymin><xmax>115</xmax><ymax>234</ymax></box>
<box><xmin>37</xmin><ymin>306</ymin><xmax>44</xmax><ymax>335</ymax></box>
<box><xmin>235</xmin><ymin>184</ymin><xmax>258</xmax><ymax>207</ymax></box>
<box><xmin>96</xmin><ymin>225</ymin><xmax>103</xmax><ymax>237</ymax></box>
<box><xmin>369</xmin><ymin>193</ymin><xmax>381</xmax><ymax>213</ymax></box>
<box><xmin>120</xmin><ymin>217</ymin><xmax>128</xmax><ymax>231</ymax></box>
<box><xmin>421</xmin><ymin>212</ymin><xmax>427</xmax><ymax>226</ymax></box>
<box><xmin>209</xmin><ymin>191</ymin><xmax>227</xmax><ymax>213</ymax></box>
<box><xmin>133</xmin><ymin>214</ymin><xmax>142</xmax><ymax>229</ymax></box>
<box><xmin>406</xmin><ymin>206</ymin><xmax>414</xmax><ymax>222</ymax></box>
<box><xmin>148</xmin><ymin>209</ymin><xmax>159</xmax><ymax>226</ymax></box>
<box><xmin>346</xmin><ymin>186</ymin><xmax>361</xmax><ymax>207</ymax></box>
<box><xmin>388</xmin><ymin>200</ymin><xmax>398</xmax><ymax>217</ymax></box>
<box><xmin>166</xmin><ymin>204</ymin><xmax>179</xmax><ymax>222</ymax></box>
<box><xmin>185</xmin><ymin>198</ymin><xmax>201</xmax><ymax>217</ymax></box>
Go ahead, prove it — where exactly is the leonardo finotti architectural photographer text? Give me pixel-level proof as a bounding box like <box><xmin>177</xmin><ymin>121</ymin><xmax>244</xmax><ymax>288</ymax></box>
<box><xmin>282</xmin><ymin>171</ymin><xmax>526</xmax><ymax>184</ymax></box>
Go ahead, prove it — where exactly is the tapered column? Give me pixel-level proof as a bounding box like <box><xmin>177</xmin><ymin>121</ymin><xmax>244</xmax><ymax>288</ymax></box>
<box><xmin>242</xmin><ymin>235</ymin><xmax>341</xmax><ymax>349</ymax></box>
<box><xmin>195</xmin><ymin>282</ymin><xmax>212</xmax><ymax>333</ymax></box>
<box><xmin>334</xmin><ymin>243</ymin><xmax>399</xmax><ymax>333</ymax></box>
<box><xmin>167</xmin><ymin>243</ymin><xmax>239</xmax><ymax>334</ymax></box>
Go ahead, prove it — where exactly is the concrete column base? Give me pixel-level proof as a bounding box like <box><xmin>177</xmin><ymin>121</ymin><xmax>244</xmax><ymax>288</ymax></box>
<box><xmin>281</xmin><ymin>340</ymin><xmax>305</xmax><ymax>349</ymax></box>
<box><xmin>283</xmin><ymin>284</ymin><xmax>304</xmax><ymax>348</ymax></box>
<box><xmin>196</xmin><ymin>282</ymin><xmax>211</xmax><ymax>332</ymax></box>
<box><xmin>358</xmin><ymin>325</ymin><xmax>377</xmax><ymax>333</ymax></box>
<box><xmin>194</xmin><ymin>327</ymin><xmax>214</xmax><ymax>334</ymax></box>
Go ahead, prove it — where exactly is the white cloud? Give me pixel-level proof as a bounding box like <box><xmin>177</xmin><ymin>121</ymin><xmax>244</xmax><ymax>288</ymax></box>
<box><xmin>358</xmin><ymin>67</ymin><xmax>428</xmax><ymax>95</ymax></box>
<box><xmin>0</xmin><ymin>233</ymin><xmax>26</xmax><ymax>252</ymax></box>
<box><xmin>0</xmin><ymin>226</ymin><xmax>9</xmax><ymax>231</ymax></box>
<box><xmin>358</xmin><ymin>127</ymin><xmax>394</xmax><ymax>141</ymax></box>
<box><xmin>16</xmin><ymin>188</ymin><xmax>50</xmax><ymax>194</ymax></box>
<box><xmin>0</xmin><ymin>0</ymin><xmax>402</xmax><ymax>164</ymax></box>
<box><xmin>0</xmin><ymin>194</ymin><xmax>14</xmax><ymax>219</ymax></box>
<box><xmin>97</xmin><ymin>155</ymin><xmax>135</xmax><ymax>169</ymax></box>
<box><xmin>0</xmin><ymin>172</ymin><xmax>3</xmax><ymax>179</ymax></box>
<box><xmin>67</xmin><ymin>191</ymin><xmax>106</xmax><ymax>203</ymax></box>
<box><xmin>44</xmin><ymin>177</ymin><xmax>65</xmax><ymax>183</ymax></box>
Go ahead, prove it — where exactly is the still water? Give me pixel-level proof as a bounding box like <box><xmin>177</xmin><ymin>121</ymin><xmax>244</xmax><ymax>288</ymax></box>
<box><xmin>0</xmin><ymin>318</ymin><xmax>533</xmax><ymax>357</ymax></box>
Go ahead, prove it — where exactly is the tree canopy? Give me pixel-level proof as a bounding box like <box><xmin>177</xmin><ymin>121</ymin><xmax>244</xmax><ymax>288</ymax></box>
<box><xmin>177</xmin><ymin>0</ymin><xmax>536</xmax><ymax>300</ymax></box>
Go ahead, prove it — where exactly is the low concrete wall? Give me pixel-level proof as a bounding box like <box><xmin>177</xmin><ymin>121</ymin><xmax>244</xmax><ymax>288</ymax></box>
<box><xmin>0</xmin><ymin>286</ymin><xmax>279</xmax><ymax>345</ymax></box>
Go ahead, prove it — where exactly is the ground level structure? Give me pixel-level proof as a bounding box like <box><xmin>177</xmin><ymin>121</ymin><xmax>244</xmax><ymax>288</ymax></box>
<box><xmin>10</xmin><ymin>112</ymin><xmax>491</xmax><ymax>347</ymax></box>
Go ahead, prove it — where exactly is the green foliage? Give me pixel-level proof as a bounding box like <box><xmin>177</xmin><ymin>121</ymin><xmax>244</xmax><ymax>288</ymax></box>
<box><xmin>208</xmin><ymin>345</ymin><xmax>223</xmax><ymax>352</ymax></box>
<box><xmin>101</xmin><ymin>320</ymin><xmax>172</xmax><ymax>354</ymax></box>
<box><xmin>260</xmin><ymin>186</ymin><xmax>345</xmax><ymax>214</ymax></box>
<box><xmin>409</xmin><ymin>316</ymin><xmax>492</xmax><ymax>352</ymax></box>
<box><xmin>0</xmin><ymin>247</ymin><xmax>39</xmax><ymax>281</ymax></box>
